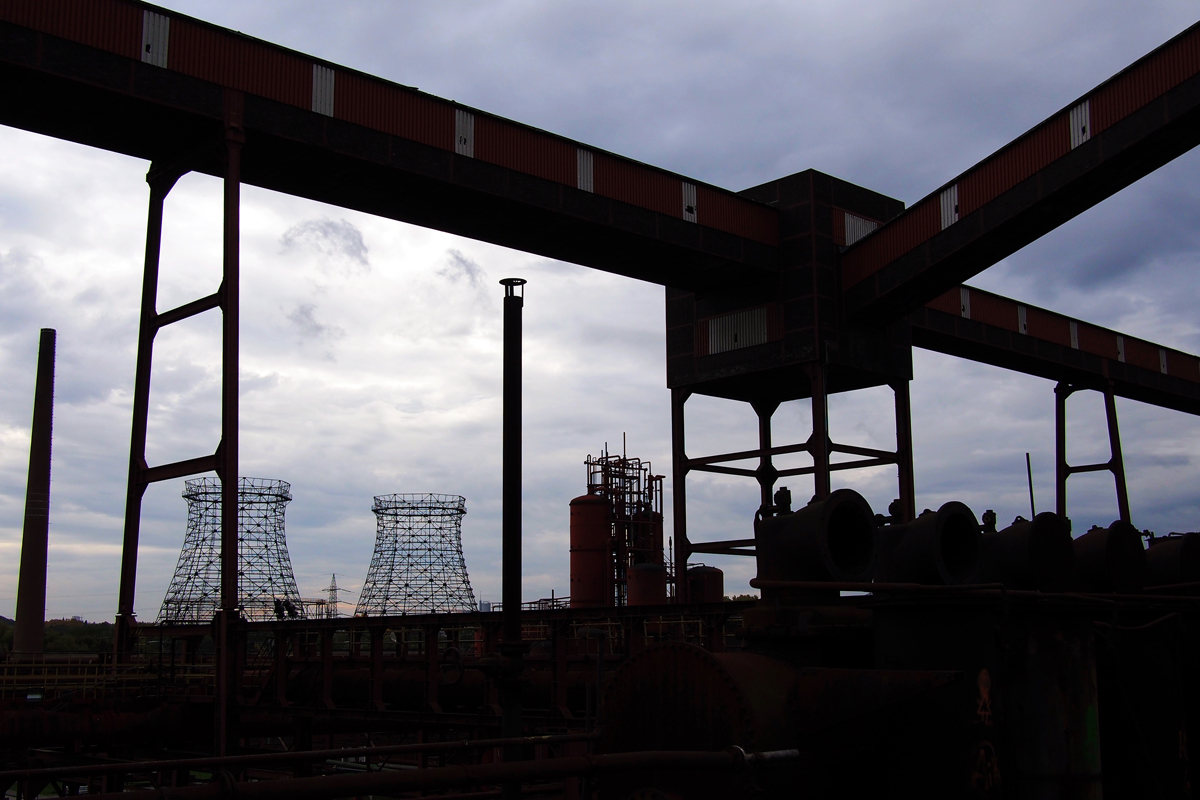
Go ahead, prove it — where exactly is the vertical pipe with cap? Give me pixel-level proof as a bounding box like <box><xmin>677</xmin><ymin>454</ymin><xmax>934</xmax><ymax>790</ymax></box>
<box><xmin>14</xmin><ymin>328</ymin><xmax>55</xmax><ymax>654</ymax></box>
<box><xmin>500</xmin><ymin>278</ymin><xmax>526</xmax><ymax>798</ymax></box>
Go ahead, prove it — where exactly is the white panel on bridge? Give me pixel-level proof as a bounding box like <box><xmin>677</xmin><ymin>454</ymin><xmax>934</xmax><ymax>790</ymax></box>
<box><xmin>312</xmin><ymin>65</ymin><xmax>335</xmax><ymax>116</ymax></box>
<box><xmin>141</xmin><ymin>11</ymin><xmax>170</xmax><ymax>68</ymax></box>
<box><xmin>455</xmin><ymin>110</ymin><xmax>474</xmax><ymax>157</ymax></box>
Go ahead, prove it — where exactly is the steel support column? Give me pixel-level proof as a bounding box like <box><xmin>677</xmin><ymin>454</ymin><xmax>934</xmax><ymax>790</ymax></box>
<box><xmin>670</xmin><ymin>388</ymin><xmax>691</xmax><ymax>601</ymax></box>
<box><xmin>751</xmin><ymin>400</ymin><xmax>780</xmax><ymax>510</ymax></box>
<box><xmin>806</xmin><ymin>363</ymin><xmax>831</xmax><ymax>500</ymax></box>
<box><xmin>892</xmin><ymin>381</ymin><xmax>916</xmax><ymax>523</ymax></box>
<box><xmin>115</xmin><ymin>166</ymin><xmax>184</xmax><ymax>660</ymax></box>
<box><xmin>1104</xmin><ymin>388</ymin><xmax>1132</xmax><ymax>523</ymax></box>
<box><xmin>1054</xmin><ymin>381</ymin><xmax>1132</xmax><ymax>524</ymax></box>
<box><xmin>216</xmin><ymin>91</ymin><xmax>245</xmax><ymax>757</ymax></box>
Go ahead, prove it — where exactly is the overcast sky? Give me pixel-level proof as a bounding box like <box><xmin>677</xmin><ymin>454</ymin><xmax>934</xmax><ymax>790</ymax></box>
<box><xmin>2</xmin><ymin>1</ymin><xmax>1200</xmax><ymax>622</ymax></box>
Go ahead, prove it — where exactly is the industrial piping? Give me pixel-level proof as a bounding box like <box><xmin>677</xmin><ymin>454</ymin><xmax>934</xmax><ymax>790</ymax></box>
<box><xmin>14</xmin><ymin>328</ymin><xmax>55</xmax><ymax>654</ymax></box>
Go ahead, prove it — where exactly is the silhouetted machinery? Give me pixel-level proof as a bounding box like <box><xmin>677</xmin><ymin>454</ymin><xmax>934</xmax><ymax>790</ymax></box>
<box><xmin>602</xmin><ymin>490</ymin><xmax>1200</xmax><ymax>799</ymax></box>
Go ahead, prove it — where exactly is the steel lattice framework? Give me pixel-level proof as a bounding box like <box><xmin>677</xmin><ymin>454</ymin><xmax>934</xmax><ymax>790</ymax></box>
<box><xmin>356</xmin><ymin>494</ymin><xmax>477</xmax><ymax>616</ymax></box>
<box><xmin>158</xmin><ymin>477</ymin><xmax>305</xmax><ymax>623</ymax></box>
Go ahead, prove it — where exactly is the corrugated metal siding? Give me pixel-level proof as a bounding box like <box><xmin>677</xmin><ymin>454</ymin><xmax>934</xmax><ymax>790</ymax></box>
<box><xmin>1123</xmin><ymin>337</ymin><xmax>1159</xmax><ymax>372</ymax></box>
<box><xmin>593</xmin><ymin>152</ymin><xmax>679</xmax><ymax>218</ymax></box>
<box><xmin>1077</xmin><ymin>324</ymin><xmax>1117</xmax><ymax>361</ymax></box>
<box><xmin>473</xmin><ymin>116</ymin><xmax>573</xmax><ymax>183</ymax></box>
<box><xmin>334</xmin><ymin>71</ymin><xmax>452</xmax><ymax>150</ymax></box>
<box><xmin>476</xmin><ymin>118</ymin><xmax>574</xmax><ymax>183</ymax></box>
<box><xmin>1091</xmin><ymin>25</ymin><xmax>1200</xmax><ymax>135</ymax></box>
<box><xmin>0</xmin><ymin>0</ymin><xmax>140</xmax><ymax>59</ymax></box>
<box><xmin>1026</xmin><ymin>306</ymin><xmax>1072</xmax><ymax>347</ymax></box>
<box><xmin>832</xmin><ymin>209</ymin><xmax>882</xmax><ymax>248</ymax></box>
<box><xmin>966</xmin><ymin>291</ymin><xmax>1017</xmax><ymax>331</ymax></box>
<box><xmin>696</xmin><ymin>185</ymin><xmax>778</xmax><ymax>245</ymax></box>
<box><xmin>841</xmin><ymin>198</ymin><xmax>939</xmax><ymax>287</ymax></box>
<box><xmin>1167</xmin><ymin>350</ymin><xmax>1199</xmax><ymax>381</ymax></box>
<box><xmin>927</xmin><ymin>288</ymin><xmax>960</xmax><ymax>316</ymax></box>
<box><xmin>700</xmin><ymin>305</ymin><xmax>781</xmax><ymax>356</ymax></box>
<box><xmin>169</xmin><ymin>18</ymin><xmax>309</xmax><ymax>109</ymax></box>
<box><xmin>958</xmin><ymin>116</ymin><xmax>1069</xmax><ymax>217</ymax></box>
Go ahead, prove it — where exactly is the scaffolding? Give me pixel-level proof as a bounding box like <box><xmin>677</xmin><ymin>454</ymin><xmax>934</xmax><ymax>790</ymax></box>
<box><xmin>356</xmin><ymin>494</ymin><xmax>477</xmax><ymax>616</ymax></box>
<box><xmin>157</xmin><ymin>477</ymin><xmax>305</xmax><ymax>623</ymax></box>
<box><xmin>585</xmin><ymin>447</ymin><xmax>666</xmax><ymax>606</ymax></box>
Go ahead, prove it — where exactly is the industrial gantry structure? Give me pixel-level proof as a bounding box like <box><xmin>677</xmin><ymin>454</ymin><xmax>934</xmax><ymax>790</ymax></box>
<box><xmin>5</xmin><ymin>2</ymin><xmax>1200</xmax><ymax>797</ymax></box>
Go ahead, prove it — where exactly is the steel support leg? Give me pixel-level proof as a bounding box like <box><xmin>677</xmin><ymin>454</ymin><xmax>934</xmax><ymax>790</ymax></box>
<box><xmin>892</xmin><ymin>381</ymin><xmax>916</xmax><ymax>523</ymax></box>
<box><xmin>670</xmin><ymin>388</ymin><xmax>691</xmax><ymax>601</ymax></box>
<box><xmin>14</xmin><ymin>328</ymin><xmax>55</xmax><ymax>654</ymax></box>
<box><xmin>216</xmin><ymin>91</ymin><xmax>245</xmax><ymax>757</ymax></box>
<box><xmin>1055</xmin><ymin>382</ymin><xmax>1071</xmax><ymax>519</ymax></box>
<box><xmin>807</xmin><ymin>363</ymin><xmax>831</xmax><ymax>500</ymax></box>
<box><xmin>1104</xmin><ymin>387</ymin><xmax>1132</xmax><ymax>523</ymax></box>
<box><xmin>751</xmin><ymin>400</ymin><xmax>780</xmax><ymax>510</ymax></box>
<box><xmin>115</xmin><ymin>168</ymin><xmax>184</xmax><ymax>660</ymax></box>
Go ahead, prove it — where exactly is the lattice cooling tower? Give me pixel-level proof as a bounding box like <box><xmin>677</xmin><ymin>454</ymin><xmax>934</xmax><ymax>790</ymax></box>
<box><xmin>355</xmin><ymin>493</ymin><xmax>477</xmax><ymax>615</ymax></box>
<box><xmin>158</xmin><ymin>477</ymin><xmax>305</xmax><ymax>623</ymax></box>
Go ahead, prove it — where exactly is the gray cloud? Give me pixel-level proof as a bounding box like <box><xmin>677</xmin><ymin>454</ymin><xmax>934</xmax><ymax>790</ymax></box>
<box><xmin>438</xmin><ymin>249</ymin><xmax>486</xmax><ymax>288</ymax></box>
<box><xmin>280</xmin><ymin>218</ymin><xmax>370</xmax><ymax>275</ymax></box>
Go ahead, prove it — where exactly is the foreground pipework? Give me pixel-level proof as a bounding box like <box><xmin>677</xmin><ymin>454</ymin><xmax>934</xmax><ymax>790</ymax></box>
<box><xmin>14</xmin><ymin>328</ymin><xmax>55</xmax><ymax>654</ymax></box>
<box><xmin>755</xmin><ymin>488</ymin><xmax>877</xmax><ymax>589</ymax></box>
<box><xmin>1144</xmin><ymin>532</ymin><xmax>1200</xmax><ymax>587</ymax></box>
<box><xmin>977</xmin><ymin>511</ymin><xmax>1074</xmax><ymax>591</ymax></box>
<box><xmin>876</xmin><ymin>501</ymin><xmax>981</xmax><ymax>585</ymax></box>
<box><xmin>1073</xmin><ymin>520</ymin><xmax>1146</xmax><ymax>593</ymax></box>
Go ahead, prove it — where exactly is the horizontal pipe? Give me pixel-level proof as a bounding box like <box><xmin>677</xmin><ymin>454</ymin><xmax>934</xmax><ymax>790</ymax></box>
<box><xmin>0</xmin><ymin>733</ymin><xmax>598</xmax><ymax>782</ymax></box>
<box><xmin>76</xmin><ymin>748</ymin><xmax>797</xmax><ymax>800</ymax></box>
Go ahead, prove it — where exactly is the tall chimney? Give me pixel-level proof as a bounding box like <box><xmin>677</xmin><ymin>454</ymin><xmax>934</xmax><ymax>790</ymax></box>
<box><xmin>14</xmin><ymin>328</ymin><xmax>56</xmax><ymax>654</ymax></box>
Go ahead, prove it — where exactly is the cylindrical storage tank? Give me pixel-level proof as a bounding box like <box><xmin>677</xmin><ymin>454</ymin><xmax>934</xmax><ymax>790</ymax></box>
<box><xmin>627</xmin><ymin>562</ymin><xmax>667</xmax><ymax>606</ymax></box>
<box><xmin>1145</xmin><ymin>533</ymin><xmax>1200</xmax><ymax>587</ymax></box>
<box><xmin>1073</xmin><ymin>520</ymin><xmax>1145</xmax><ymax>593</ymax></box>
<box><xmin>977</xmin><ymin>512</ymin><xmax>1073</xmax><ymax>591</ymax></box>
<box><xmin>876</xmin><ymin>501</ymin><xmax>981</xmax><ymax>585</ymax></box>
<box><xmin>686</xmin><ymin>565</ymin><xmax>724</xmax><ymax>603</ymax></box>
<box><xmin>570</xmin><ymin>494</ymin><xmax>611</xmax><ymax>608</ymax></box>
<box><xmin>631</xmin><ymin>510</ymin><xmax>665</xmax><ymax>564</ymax></box>
<box><xmin>755</xmin><ymin>488</ymin><xmax>876</xmax><ymax>584</ymax></box>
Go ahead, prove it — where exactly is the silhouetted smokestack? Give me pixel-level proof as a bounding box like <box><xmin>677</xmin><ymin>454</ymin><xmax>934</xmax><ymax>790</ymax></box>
<box><xmin>14</xmin><ymin>328</ymin><xmax>55</xmax><ymax>654</ymax></box>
